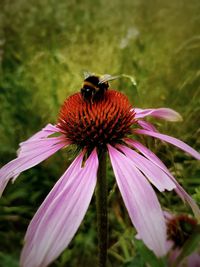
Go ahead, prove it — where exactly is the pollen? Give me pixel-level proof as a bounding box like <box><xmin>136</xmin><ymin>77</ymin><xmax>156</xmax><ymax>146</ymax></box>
<box><xmin>58</xmin><ymin>90</ymin><xmax>135</xmax><ymax>149</ymax></box>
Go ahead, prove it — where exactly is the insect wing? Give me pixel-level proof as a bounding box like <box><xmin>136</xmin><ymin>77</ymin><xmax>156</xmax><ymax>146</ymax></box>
<box><xmin>83</xmin><ymin>71</ymin><xmax>94</xmax><ymax>79</ymax></box>
<box><xmin>99</xmin><ymin>74</ymin><xmax>120</xmax><ymax>84</ymax></box>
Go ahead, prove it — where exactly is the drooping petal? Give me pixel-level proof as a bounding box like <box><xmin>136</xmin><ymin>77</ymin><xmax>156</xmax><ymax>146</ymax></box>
<box><xmin>126</xmin><ymin>139</ymin><xmax>168</xmax><ymax>170</ymax></box>
<box><xmin>0</xmin><ymin>125</ymin><xmax>68</xmax><ymax>196</ymax></box>
<box><xmin>16</xmin><ymin>137</ymin><xmax>67</xmax><ymax>157</ymax></box>
<box><xmin>25</xmin><ymin>152</ymin><xmax>84</xmax><ymax>240</ymax></box>
<box><xmin>137</xmin><ymin>120</ymin><xmax>158</xmax><ymax>132</ymax></box>
<box><xmin>176</xmin><ymin>188</ymin><xmax>200</xmax><ymax>222</ymax></box>
<box><xmin>24</xmin><ymin>124</ymin><xmax>61</xmax><ymax>141</ymax></box>
<box><xmin>163</xmin><ymin>210</ymin><xmax>174</xmax><ymax>221</ymax></box>
<box><xmin>134</xmin><ymin>129</ymin><xmax>200</xmax><ymax>160</ymax></box>
<box><xmin>126</xmin><ymin>139</ymin><xmax>200</xmax><ymax>221</ymax></box>
<box><xmin>108</xmin><ymin>144</ymin><xmax>167</xmax><ymax>257</ymax></box>
<box><xmin>118</xmin><ymin>145</ymin><xmax>176</xmax><ymax>192</ymax></box>
<box><xmin>17</xmin><ymin>123</ymin><xmax>62</xmax><ymax>156</ymax></box>
<box><xmin>134</xmin><ymin>108</ymin><xmax>183</xmax><ymax>121</ymax></box>
<box><xmin>20</xmin><ymin>149</ymin><xmax>98</xmax><ymax>267</ymax></box>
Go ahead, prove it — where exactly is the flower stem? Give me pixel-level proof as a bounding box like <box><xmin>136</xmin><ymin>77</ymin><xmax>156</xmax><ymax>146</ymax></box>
<box><xmin>96</xmin><ymin>149</ymin><xmax>107</xmax><ymax>267</ymax></box>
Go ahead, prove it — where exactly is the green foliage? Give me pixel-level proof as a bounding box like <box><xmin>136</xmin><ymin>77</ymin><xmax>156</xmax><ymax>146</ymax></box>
<box><xmin>0</xmin><ymin>0</ymin><xmax>200</xmax><ymax>266</ymax></box>
<box><xmin>122</xmin><ymin>239</ymin><xmax>168</xmax><ymax>267</ymax></box>
<box><xmin>0</xmin><ymin>252</ymin><xmax>18</xmax><ymax>267</ymax></box>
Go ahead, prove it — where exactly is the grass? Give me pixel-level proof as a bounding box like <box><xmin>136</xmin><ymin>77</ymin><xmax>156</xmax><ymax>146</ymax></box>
<box><xmin>0</xmin><ymin>0</ymin><xmax>200</xmax><ymax>266</ymax></box>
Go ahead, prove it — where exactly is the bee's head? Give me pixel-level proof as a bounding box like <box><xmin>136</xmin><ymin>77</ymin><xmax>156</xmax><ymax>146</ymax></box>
<box><xmin>81</xmin><ymin>73</ymin><xmax>119</xmax><ymax>101</ymax></box>
<box><xmin>83</xmin><ymin>75</ymin><xmax>109</xmax><ymax>90</ymax></box>
<box><xmin>84</xmin><ymin>75</ymin><xmax>100</xmax><ymax>86</ymax></box>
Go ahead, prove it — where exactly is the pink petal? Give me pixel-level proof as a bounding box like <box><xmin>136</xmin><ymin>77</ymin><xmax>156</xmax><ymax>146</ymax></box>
<box><xmin>118</xmin><ymin>145</ymin><xmax>176</xmax><ymax>192</ymax></box>
<box><xmin>0</xmin><ymin>142</ymin><xmax>65</xmax><ymax>197</ymax></box>
<box><xmin>108</xmin><ymin>145</ymin><xmax>167</xmax><ymax>257</ymax></box>
<box><xmin>168</xmin><ymin>248</ymin><xmax>181</xmax><ymax>265</ymax></box>
<box><xmin>134</xmin><ymin>129</ymin><xmax>200</xmax><ymax>160</ymax></box>
<box><xmin>17</xmin><ymin>137</ymin><xmax>67</xmax><ymax>156</ymax></box>
<box><xmin>134</xmin><ymin>108</ymin><xmax>183</xmax><ymax>121</ymax></box>
<box><xmin>188</xmin><ymin>252</ymin><xmax>200</xmax><ymax>267</ymax></box>
<box><xmin>163</xmin><ymin>211</ymin><xmax>174</xmax><ymax>221</ymax></box>
<box><xmin>126</xmin><ymin>139</ymin><xmax>200</xmax><ymax>221</ymax></box>
<box><xmin>166</xmin><ymin>239</ymin><xmax>174</xmax><ymax>252</ymax></box>
<box><xmin>20</xmin><ymin>149</ymin><xmax>98</xmax><ymax>267</ymax></box>
<box><xmin>168</xmin><ymin>250</ymin><xmax>200</xmax><ymax>267</ymax></box>
<box><xmin>23</xmin><ymin>124</ymin><xmax>61</xmax><ymax>143</ymax></box>
<box><xmin>17</xmin><ymin>124</ymin><xmax>63</xmax><ymax>156</ymax></box>
<box><xmin>126</xmin><ymin>139</ymin><xmax>168</xmax><ymax>170</ymax></box>
<box><xmin>24</xmin><ymin>152</ymin><xmax>84</xmax><ymax>240</ymax></box>
<box><xmin>0</xmin><ymin>125</ymin><xmax>68</xmax><ymax>196</ymax></box>
<box><xmin>137</xmin><ymin>120</ymin><xmax>158</xmax><ymax>132</ymax></box>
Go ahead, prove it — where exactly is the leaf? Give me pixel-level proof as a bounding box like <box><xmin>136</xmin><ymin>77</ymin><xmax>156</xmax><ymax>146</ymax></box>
<box><xmin>120</xmin><ymin>254</ymin><xmax>145</xmax><ymax>267</ymax></box>
<box><xmin>125</xmin><ymin>240</ymin><xmax>167</xmax><ymax>267</ymax></box>
<box><xmin>0</xmin><ymin>252</ymin><xmax>19</xmax><ymax>267</ymax></box>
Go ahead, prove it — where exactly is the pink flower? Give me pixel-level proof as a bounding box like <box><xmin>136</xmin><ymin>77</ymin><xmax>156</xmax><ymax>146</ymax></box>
<box><xmin>0</xmin><ymin>86</ymin><xmax>200</xmax><ymax>267</ymax></box>
<box><xmin>165</xmin><ymin>212</ymin><xmax>200</xmax><ymax>267</ymax></box>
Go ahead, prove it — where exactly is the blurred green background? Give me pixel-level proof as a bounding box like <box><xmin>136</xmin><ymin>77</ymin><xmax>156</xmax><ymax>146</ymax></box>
<box><xmin>0</xmin><ymin>0</ymin><xmax>200</xmax><ymax>266</ymax></box>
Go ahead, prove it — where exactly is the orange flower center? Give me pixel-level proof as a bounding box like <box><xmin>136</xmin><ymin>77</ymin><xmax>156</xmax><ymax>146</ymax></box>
<box><xmin>58</xmin><ymin>90</ymin><xmax>135</xmax><ymax>149</ymax></box>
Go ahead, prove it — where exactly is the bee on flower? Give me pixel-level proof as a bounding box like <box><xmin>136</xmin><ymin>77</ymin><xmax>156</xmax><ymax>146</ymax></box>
<box><xmin>0</xmin><ymin>73</ymin><xmax>200</xmax><ymax>267</ymax></box>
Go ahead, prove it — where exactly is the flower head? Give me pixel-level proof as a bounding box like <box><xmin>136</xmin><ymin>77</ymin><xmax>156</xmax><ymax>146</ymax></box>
<box><xmin>165</xmin><ymin>212</ymin><xmax>200</xmax><ymax>267</ymax></box>
<box><xmin>0</xmin><ymin>75</ymin><xmax>200</xmax><ymax>267</ymax></box>
<box><xmin>58</xmin><ymin>90</ymin><xmax>134</xmax><ymax>150</ymax></box>
<box><xmin>167</xmin><ymin>214</ymin><xmax>197</xmax><ymax>248</ymax></box>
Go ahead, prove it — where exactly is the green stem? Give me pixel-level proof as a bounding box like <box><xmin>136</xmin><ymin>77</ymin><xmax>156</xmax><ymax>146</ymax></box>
<box><xmin>96</xmin><ymin>149</ymin><xmax>107</xmax><ymax>267</ymax></box>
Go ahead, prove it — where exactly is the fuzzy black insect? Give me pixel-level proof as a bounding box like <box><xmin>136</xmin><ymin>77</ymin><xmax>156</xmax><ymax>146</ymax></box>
<box><xmin>81</xmin><ymin>75</ymin><xmax>109</xmax><ymax>102</ymax></box>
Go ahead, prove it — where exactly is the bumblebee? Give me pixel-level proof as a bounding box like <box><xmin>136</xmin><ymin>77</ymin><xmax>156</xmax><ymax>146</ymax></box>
<box><xmin>81</xmin><ymin>73</ymin><xmax>119</xmax><ymax>102</ymax></box>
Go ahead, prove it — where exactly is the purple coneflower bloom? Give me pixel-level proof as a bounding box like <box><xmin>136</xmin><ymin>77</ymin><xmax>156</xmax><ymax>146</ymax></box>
<box><xmin>165</xmin><ymin>212</ymin><xmax>200</xmax><ymax>266</ymax></box>
<box><xmin>0</xmin><ymin>86</ymin><xmax>200</xmax><ymax>267</ymax></box>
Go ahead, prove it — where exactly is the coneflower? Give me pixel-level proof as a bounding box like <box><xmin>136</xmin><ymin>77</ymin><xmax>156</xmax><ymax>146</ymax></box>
<box><xmin>165</xmin><ymin>212</ymin><xmax>200</xmax><ymax>266</ymax></box>
<box><xmin>0</xmin><ymin>75</ymin><xmax>199</xmax><ymax>267</ymax></box>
